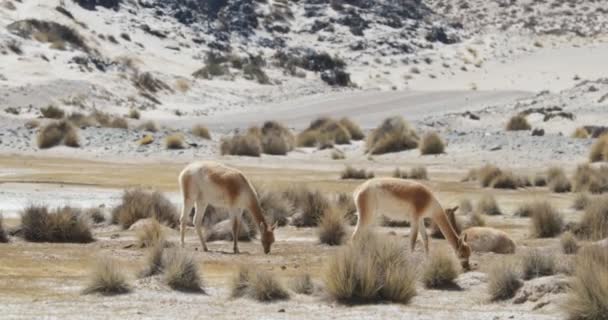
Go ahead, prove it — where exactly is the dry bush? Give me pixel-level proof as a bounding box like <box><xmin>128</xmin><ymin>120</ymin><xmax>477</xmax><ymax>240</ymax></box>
<box><xmin>85</xmin><ymin>208</ymin><xmax>105</xmax><ymax>224</ymax></box>
<box><xmin>111</xmin><ymin>189</ymin><xmax>178</xmax><ymax>229</ymax></box>
<box><xmin>477</xmin><ymin>195</ymin><xmax>502</xmax><ymax>216</ymax></box>
<box><xmin>578</xmin><ymin>196</ymin><xmax>608</xmax><ymax>240</ymax></box>
<box><xmin>572</xmin><ymin>127</ymin><xmax>589</xmax><ymax>139</ymax></box>
<box><xmin>573</xmin><ymin>193</ymin><xmax>591</xmax><ymax>210</ymax></box>
<box><xmin>340</xmin><ymin>166</ymin><xmax>374</xmax><ymax>180</ymax></box>
<box><xmin>290</xmin><ymin>274</ymin><xmax>315</xmax><ymax>295</ymax></box>
<box><xmin>475</xmin><ymin>164</ymin><xmax>502</xmax><ymax>187</ymax></box>
<box><xmin>139</xmin><ymin>242</ymin><xmax>166</xmax><ymax>278</ymax></box>
<box><xmin>491</xmin><ymin>171</ymin><xmax>519</xmax><ymax>189</ymax></box>
<box><xmin>514</xmin><ymin>202</ymin><xmax>534</xmax><ymax>217</ymax></box>
<box><xmin>521</xmin><ymin>249</ymin><xmax>556</xmax><ymax>279</ymax></box>
<box><xmin>90</xmin><ymin>110</ymin><xmax>129</xmax><ymax>129</ymax></box>
<box><xmin>257</xmin><ymin>121</ymin><xmax>295</xmax><ymax>155</ymax></box>
<box><xmin>409</xmin><ymin>166</ymin><xmax>428</xmax><ymax>180</ymax></box>
<box><xmin>37</xmin><ymin>120</ymin><xmax>79</xmax><ymax>149</ymax></box>
<box><xmin>331</xmin><ymin>149</ymin><xmax>345</xmax><ymax>160</ymax></box>
<box><xmin>318</xmin><ymin>207</ymin><xmax>346</xmax><ymax>246</ymax></box>
<box><xmin>563</xmin><ymin>246</ymin><xmax>608</xmax><ymax>320</ymax></box>
<box><xmin>419</xmin><ymin>132</ymin><xmax>445</xmax><ymax>155</ymax></box>
<box><xmin>0</xmin><ymin>215</ymin><xmax>8</xmax><ymax>243</ymax></box>
<box><xmin>21</xmin><ymin>205</ymin><xmax>93</xmax><ymax>243</ymax></box>
<box><xmin>529</xmin><ymin>201</ymin><xmax>563</xmax><ymax>238</ymax></box>
<box><xmin>366</xmin><ymin>116</ymin><xmax>419</xmax><ymax>155</ymax></box>
<box><xmin>220</xmin><ymin>133</ymin><xmax>262</xmax><ymax>157</ymax></box>
<box><xmin>336</xmin><ymin>193</ymin><xmax>357</xmax><ymax>225</ymax></box>
<box><xmin>165</xmin><ymin>133</ymin><xmax>185</xmax><ymax>149</ymax></box>
<box><xmin>257</xmin><ymin>187</ymin><xmax>294</xmax><ymax>227</ymax></box>
<box><xmin>550</xmin><ymin>175</ymin><xmax>572</xmax><ymax>193</ymax></box>
<box><xmin>590</xmin><ymin>134</ymin><xmax>608</xmax><ymax>162</ymax></box>
<box><xmin>192</xmin><ymin>124</ymin><xmax>211</xmax><ymax>139</ymax></box>
<box><xmin>573</xmin><ymin>164</ymin><xmax>608</xmax><ymax>194</ymax></box>
<box><xmin>323</xmin><ymin>231</ymin><xmax>416</xmax><ymax>304</ymax></box>
<box><xmin>297</xmin><ymin>117</ymin><xmax>351</xmax><ymax>148</ymax></box>
<box><xmin>139</xmin><ymin>120</ymin><xmax>159</xmax><ymax>132</ymax></box>
<box><xmin>284</xmin><ymin>186</ymin><xmax>330</xmax><ymax>227</ymax></box>
<box><xmin>128</xmin><ymin>109</ymin><xmax>140</xmax><ymax>119</ymax></box>
<box><xmin>83</xmin><ymin>257</ymin><xmax>130</xmax><ymax>295</ymax></box>
<box><xmin>231</xmin><ymin>266</ymin><xmax>289</xmax><ymax>301</ymax></box>
<box><xmin>339</xmin><ymin>117</ymin><xmax>364</xmax><ymax>140</ymax></box>
<box><xmin>487</xmin><ymin>260</ymin><xmax>522</xmax><ymax>301</ymax></box>
<box><xmin>163</xmin><ymin>248</ymin><xmax>204</xmax><ymax>293</ymax></box>
<box><xmin>139</xmin><ymin>135</ymin><xmax>154</xmax><ymax>145</ymax></box>
<box><xmin>422</xmin><ymin>250</ymin><xmax>459</xmax><ymax>289</ymax></box>
<box><xmin>136</xmin><ymin>219</ymin><xmax>166</xmax><ymax>248</ymax></box>
<box><xmin>40</xmin><ymin>105</ymin><xmax>65</xmax><ymax>119</ymax></box>
<box><xmin>534</xmin><ymin>174</ymin><xmax>547</xmax><ymax>187</ymax></box>
<box><xmin>506</xmin><ymin>115</ymin><xmax>531</xmax><ymax>131</ymax></box>
<box><xmin>561</xmin><ymin>231</ymin><xmax>579</xmax><ymax>254</ymax></box>
<box><xmin>547</xmin><ymin>166</ymin><xmax>566</xmax><ymax>183</ymax></box>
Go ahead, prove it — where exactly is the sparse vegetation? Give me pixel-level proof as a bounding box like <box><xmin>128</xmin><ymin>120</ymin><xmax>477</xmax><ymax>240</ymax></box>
<box><xmin>487</xmin><ymin>260</ymin><xmax>522</xmax><ymax>301</ymax></box>
<box><xmin>534</xmin><ymin>174</ymin><xmax>547</xmax><ymax>187</ymax></box>
<box><xmin>139</xmin><ymin>135</ymin><xmax>154</xmax><ymax>145</ymax></box>
<box><xmin>506</xmin><ymin>115</ymin><xmax>531</xmax><ymax>131</ymax></box>
<box><xmin>477</xmin><ymin>195</ymin><xmax>502</xmax><ymax>216</ymax></box>
<box><xmin>83</xmin><ymin>257</ymin><xmax>130</xmax><ymax>295</ymax></box>
<box><xmin>546</xmin><ymin>167</ymin><xmax>572</xmax><ymax>193</ymax></box>
<box><xmin>37</xmin><ymin>120</ymin><xmax>80</xmax><ymax>149</ymax></box>
<box><xmin>165</xmin><ymin>133</ymin><xmax>185</xmax><ymax>149</ymax></box>
<box><xmin>419</xmin><ymin>132</ymin><xmax>445</xmax><ymax>155</ymax></box>
<box><xmin>563</xmin><ymin>246</ymin><xmax>608</xmax><ymax>320</ymax></box>
<box><xmin>231</xmin><ymin>266</ymin><xmax>289</xmax><ymax>301</ymax></box>
<box><xmin>139</xmin><ymin>120</ymin><xmax>159</xmax><ymax>132</ymax></box>
<box><xmin>573</xmin><ymin>164</ymin><xmax>608</xmax><ymax>194</ymax></box>
<box><xmin>323</xmin><ymin>231</ymin><xmax>416</xmax><ymax>304</ymax></box>
<box><xmin>340</xmin><ymin>166</ymin><xmax>374</xmax><ymax>180</ymax></box>
<box><xmin>8</xmin><ymin>19</ymin><xmax>89</xmax><ymax>52</ymax></box>
<box><xmin>136</xmin><ymin>219</ymin><xmax>166</xmax><ymax>248</ymax></box>
<box><xmin>366</xmin><ymin>116</ymin><xmax>419</xmax><ymax>155</ymax></box>
<box><xmin>521</xmin><ymin>249</ymin><xmax>556</xmax><ymax>279</ymax></box>
<box><xmin>422</xmin><ymin>250</ymin><xmax>459</xmax><ymax>289</ymax></box>
<box><xmin>331</xmin><ymin>149</ymin><xmax>345</xmax><ymax>160</ymax></box>
<box><xmin>20</xmin><ymin>205</ymin><xmax>93</xmax><ymax>243</ymax></box>
<box><xmin>290</xmin><ymin>274</ymin><xmax>315</xmax><ymax>295</ymax></box>
<box><xmin>578</xmin><ymin>196</ymin><xmax>608</xmax><ymax>240</ymax></box>
<box><xmin>529</xmin><ymin>201</ymin><xmax>563</xmax><ymax>238</ymax></box>
<box><xmin>561</xmin><ymin>231</ymin><xmax>579</xmax><ymax>254</ymax></box>
<box><xmin>284</xmin><ymin>186</ymin><xmax>330</xmax><ymax>227</ymax></box>
<box><xmin>40</xmin><ymin>105</ymin><xmax>65</xmax><ymax>119</ymax></box>
<box><xmin>139</xmin><ymin>242</ymin><xmax>166</xmax><ymax>278</ymax></box>
<box><xmin>163</xmin><ymin>248</ymin><xmax>204</xmax><ymax>293</ymax></box>
<box><xmin>257</xmin><ymin>121</ymin><xmax>295</xmax><ymax>155</ymax></box>
<box><xmin>111</xmin><ymin>189</ymin><xmax>178</xmax><ymax>229</ymax></box>
<box><xmin>318</xmin><ymin>207</ymin><xmax>346</xmax><ymax>246</ymax></box>
<box><xmin>338</xmin><ymin>117</ymin><xmax>364</xmax><ymax>140</ymax></box>
<box><xmin>192</xmin><ymin>124</ymin><xmax>211</xmax><ymax>139</ymax></box>
<box><xmin>220</xmin><ymin>133</ymin><xmax>262</xmax><ymax>157</ymax></box>
<box><xmin>590</xmin><ymin>134</ymin><xmax>608</xmax><ymax>162</ymax></box>
<box><xmin>297</xmin><ymin>117</ymin><xmax>351</xmax><ymax>148</ymax></box>
<box><xmin>572</xmin><ymin>193</ymin><xmax>591</xmax><ymax>210</ymax></box>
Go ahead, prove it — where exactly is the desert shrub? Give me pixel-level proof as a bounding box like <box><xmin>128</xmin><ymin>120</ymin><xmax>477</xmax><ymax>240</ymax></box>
<box><xmin>521</xmin><ymin>249</ymin><xmax>556</xmax><ymax>279</ymax></box>
<box><xmin>534</xmin><ymin>174</ymin><xmax>547</xmax><ymax>187</ymax></box>
<box><xmin>0</xmin><ymin>215</ymin><xmax>8</xmax><ymax>243</ymax></box>
<box><xmin>339</xmin><ymin>117</ymin><xmax>364</xmax><ymax>140</ymax></box>
<box><xmin>243</xmin><ymin>62</ymin><xmax>270</xmax><ymax>84</ymax></box>
<box><xmin>573</xmin><ymin>164</ymin><xmax>608</xmax><ymax>194</ymax></box>
<box><xmin>193</xmin><ymin>54</ymin><xmax>230</xmax><ymax>80</ymax></box>
<box><xmin>220</xmin><ymin>133</ymin><xmax>262</xmax><ymax>157</ymax></box>
<box><xmin>422</xmin><ymin>250</ymin><xmax>459</xmax><ymax>289</ymax></box>
<box><xmin>336</xmin><ymin>193</ymin><xmax>357</xmax><ymax>225</ymax></box>
<box><xmin>419</xmin><ymin>132</ymin><xmax>445</xmax><ymax>155</ymax></box>
<box><xmin>163</xmin><ymin>248</ymin><xmax>204</xmax><ymax>292</ymax></box>
<box><xmin>257</xmin><ymin>188</ymin><xmax>294</xmax><ymax>227</ymax></box>
<box><xmin>128</xmin><ymin>109</ymin><xmax>140</xmax><ymax>119</ymax></box>
<box><xmin>487</xmin><ymin>260</ymin><xmax>522</xmax><ymax>301</ymax></box>
<box><xmin>491</xmin><ymin>171</ymin><xmax>519</xmax><ymax>189</ymax></box>
<box><xmin>139</xmin><ymin>135</ymin><xmax>154</xmax><ymax>145</ymax></box>
<box><xmin>409</xmin><ymin>166</ymin><xmax>428</xmax><ymax>180</ymax></box>
<box><xmin>477</xmin><ymin>195</ymin><xmax>502</xmax><ymax>216</ymax></box>
<box><xmin>578</xmin><ymin>196</ymin><xmax>608</xmax><ymax>240</ymax></box>
<box><xmin>506</xmin><ymin>115</ymin><xmax>531</xmax><ymax>131</ymax></box>
<box><xmin>478</xmin><ymin>165</ymin><xmax>503</xmax><ymax>187</ymax></box>
<box><xmin>291</xmin><ymin>274</ymin><xmax>315</xmax><ymax>295</ymax></box>
<box><xmin>139</xmin><ymin>120</ymin><xmax>159</xmax><ymax>132</ymax></box>
<box><xmin>111</xmin><ymin>189</ymin><xmax>178</xmax><ymax>229</ymax></box>
<box><xmin>573</xmin><ymin>193</ymin><xmax>591</xmax><ymax>210</ymax></box>
<box><xmin>514</xmin><ymin>202</ymin><xmax>534</xmax><ymax>217</ymax></box>
<box><xmin>284</xmin><ymin>186</ymin><xmax>330</xmax><ymax>227</ymax></box>
<box><xmin>529</xmin><ymin>201</ymin><xmax>563</xmax><ymax>238</ymax></box>
<box><xmin>590</xmin><ymin>134</ymin><xmax>608</xmax><ymax>162</ymax></box>
<box><xmin>547</xmin><ymin>166</ymin><xmax>566</xmax><ymax>183</ymax></box>
<box><xmin>40</xmin><ymin>105</ymin><xmax>65</xmax><ymax>119</ymax></box>
<box><xmin>331</xmin><ymin>149</ymin><xmax>345</xmax><ymax>160</ymax></box>
<box><xmin>131</xmin><ymin>71</ymin><xmax>172</xmax><ymax>94</ymax></box>
<box><xmin>139</xmin><ymin>242</ymin><xmax>166</xmax><ymax>278</ymax></box>
<box><xmin>318</xmin><ymin>207</ymin><xmax>346</xmax><ymax>246</ymax></box>
<box><xmin>297</xmin><ymin>117</ymin><xmax>351</xmax><ymax>148</ymax></box>
<box><xmin>323</xmin><ymin>231</ymin><xmax>416</xmax><ymax>304</ymax></box>
<box><xmin>366</xmin><ymin>116</ymin><xmax>419</xmax><ymax>155</ymax></box>
<box><xmin>165</xmin><ymin>133</ymin><xmax>185</xmax><ymax>149</ymax></box>
<box><xmin>231</xmin><ymin>266</ymin><xmax>289</xmax><ymax>301</ymax></box>
<box><xmin>561</xmin><ymin>231</ymin><xmax>579</xmax><ymax>254</ymax></box>
<box><xmin>572</xmin><ymin>127</ymin><xmax>589</xmax><ymax>139</ymax></box>
<box><xmin>258</xmin><ymin>121</ymin><xmax>295</xmax><ymax>155</ymax></box>
<box><xmin>563</xmin><ymin>246</ymin><xmax>608</xmax><ymax>320</ymax></box>
<box><xmin>136</xmin><ymin>219</ymin><xmax>166</xmax><ymax>248</ymax></box>
<box><xmin>37</xmin><ymin>120</ymin><xmax>79</xmax><ymax>149</ymax></box>
<box><xmin>8</xmin><ymin>19</ymin><xmax>89</xmax><ymax>52</ymax></box>
<box><xmin>340</xmin><ymin>166</ymin><xmax>374</xmax><ymax>180</ymax></box>
<box><xmin>550</xmin><ymin>175</ymin><xmax>572</xmax><ymax>193</ymax></box>
<box><xmin>83</xmin><ymin>257</ymin><xmax>130</xmax><ymax>295</ymax></box>
<box><xmin>20</xmin><ymin>205</ymin><xmax>93</xmax><ymax>243</ymax></box>
<box><xmin>85</xmin><ymin>208</ymin><xmax>105</xmax><ymax>224</ymax></box>
<box><xmin>192</xmin><ymin>124</ymin><xmax>211</xmax><ymax>139</ymax></box>
<box><xmin>392</xmin><ymin>168</ymin><xmax>407</xmax><ymax>179</ymax></box>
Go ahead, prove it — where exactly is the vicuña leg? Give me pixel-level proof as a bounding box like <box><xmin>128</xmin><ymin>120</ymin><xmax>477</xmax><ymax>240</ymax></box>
<box><xmin>194</xmin><ymin>200</ymin><xmax>208</xmax><ymax>252</ymax></box>
<box><xmin>419</xmin><ymin>219</ymin><xmax>429</xmax><ymax>254</ymax></box>
<box><xmin>180</xmin><ymin>197</ymin><xmax>195</xmax><ymax>248</ymax></box>
<box><xmin>410</xmin><ymin>218</ymin><xmax>419</xmax><ymax>252</ymax></box>
<box><xmin>231</xmin><ymin>210</ymin><xmax>243</xmax><ymax>254</ymax></box>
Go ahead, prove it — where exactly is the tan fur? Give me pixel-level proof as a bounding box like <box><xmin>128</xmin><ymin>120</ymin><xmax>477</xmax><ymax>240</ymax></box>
<box><xmin>352</xmin><ymin>178</ymin><xmax>471</xmax><ymax>269</ymax></box>
<box><xmin>178</xmin><ymin>161</ymin><xmax>276</xmax><ymax>254</ymax></box>
<box><xmin>461</xmin><ymin>227</ymin><xmax>516</xmax><ymax>254</ymax></box>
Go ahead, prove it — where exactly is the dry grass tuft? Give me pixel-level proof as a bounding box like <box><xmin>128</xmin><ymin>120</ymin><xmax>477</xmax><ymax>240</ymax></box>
<box><xmin>419</xmin><ymin>132</ymin><xmax>445</xmax><ymax>155</ymax></box>
<box><xmin>339</xmin><ymin>117</ymin><xmax>364</xmax><ymax>140</ymax></box>
<box><xmin>165</xmin><ymin>133</ymin><xmax>185</xmax><ymax>149</ymax></box>
<box><xmin>297</xmin><ymin>117</ymin><xmax>351</xmax><ymax>148</ymax></box>
<box><xmin>21</xmin><ymin>205</ymin><xmax>93</xmax><ymax>243</ymax></box>
<box><xmin>521</xmin><ymin>249</ymin><xmax>556</xmax><ymax>279</ymax></box>
<box><xmin>192</xmin><ymin>124</ymin><xmax>211</xmax><ymax>139</ymax></box>
<box><xmin>422</xmin><ymin>250</ymin><xmax>459</xmax><ymax>289</ymax></box>
<box><xmin>477</xmin><ymin>195</ymin><xmax>502</xmax><ymax>216</ymax></box>
<box><xmin>139</xmin><ymin>134</ymin><xmax>154</xmax><ymax>145</ymax></box>
<box><xmin>572</xmin><ymin>127</ymin><xmax>589</xmax><ymax>139</ymax></box>
<box><xmin>331</xmin><ymin>149</ymin><xmax>345</xmax><ymax>160</ymax></box>
<box><xmin>409</xmin><ymin>166</ymin><xmax>428</xmax><ymax>180</ymax></box>
<box><xmin>40</xmin><ymin>105</ymin><xmax>65</xmax><ymax>119</ymax></box>
<box><xmin>459</xmin><ymin>199</ymin><xmax>473</xmax><ymax>214</ymax></box>
<box><xmin>220</xmin><ymin>133</ymin><xmax>262</xmax><ymax>157</ymax></box>
<box><xmin>163</xmin><ymin>248</ymin><xmax>204</xmax><ymax>292</ymax></box>
<box><xmin>111</xmin><ymin>189</ymin><xmax>178</xmax><ymax>229</ymax></box>
<box><xmin>291</xmin><ymin>274</ymin><xmax>315</xmax><ymax>295</ymax></box>
<box><xmin>547</xmin><ymin>167</ymin><xmax>572</xmax><ymax>193</ymax></box>
<box><xmin>139</xmin><ymin>120</ymin><xmax>159</xmax><ymax>132</ymax></box>
<box><xmin>139</xmin><ymin>242</ymin><xmax>166</xmax><ymax>278</ymax></box>
<box><xmin>578</xmin><ymin>196</ymin><xmax>608</xmax><ymax>240</ymax></box>
<box><xmin>318</xmin><ymin>207</ymin><xmax>346</xmax><ymax>246</ymax></box>
<box><xmin>491</xmin><ymin>171</ymin><xmax>520</xmax><ymax>189</ymax></box>
<box><xmin>37</xmin><ymin>120</ymin><xmax>80</xmax><ymax>149</ymax></box>
<box><xmin>0</xmin><ymin>215</ymin><xmax>8</xmax><ymax>243</ymax></box>
<box><xmin>573</xmin><ymin>164</ymin><xmax>608</xmax><ymax>194</ymax></box>
<box><xmin>83</xmin><ymin>257</ymin><xmax>130</xmax><ymax>295</ymax></box>
<box><xmin>136</xmin><ymin>219</ymin><xmax>166</xmax><ymax>248</ymax></box>
<box><xmin>561</xmin><ymin>231</ymin><xmax>579</xmax><ymax>254</ymax></box>
<box><xmin>506</xmin><ymin>115</ymin><xmax>531</xmax><ymax>131</ymax></box>
<box><xmin>572</xmin><ymin>193</ymin><xmax>592</xmax><ymax>210</ymax></box>
<box><xmin>231</xmin><ymin>266</ymin><xmax>289</xmax><ymax>301</ymax></box>
<box><xmin>258</xmin><ymin>121</ymin><xmax>295</xmax><ymax>155</ymax></box>
<box><xmin>529</xmin><ymin>201</ymin><xmax>563</xmax><ymax>238</ymax></box>
<box><xmin>487</xmin><ymin>260</ymin><xmax>522</xmax><ymax>301</ymax></box>
<box><xmin>324</xmin><ymin>232</ymin><xmax>416</xmax><ymax>304</ymax></box>
<box><xmin>128</xmin><ymin>109</ymin><xmax>140</xmax><ymax>119</ymax></box>
<box><xmin>563</xmin><ymin>246</ymin><xmax>608</xmax><ymax>320</ymax></box>
<box><xmin>285</xmin><ymin>186</ymin><xmax>330</xmax><ymax>227</ymax></box>
<box><xmin>534</xmin><ymin>174</ymin><xmax>547</xmax><ymax>187</ymax></box>
<box><xmin>340</xmin><ymin>166</ymin><xmax>374</xmax><ymax>180</ymax></box>
<box><xmin>366</xmin><ymin>116</ymin><xmax>419</xmax><ymax>155</ymax></box>
<box><xmin>590</xmin><ymin>134</ymin><xmax>608</xmax><ymax>162</ymax></box>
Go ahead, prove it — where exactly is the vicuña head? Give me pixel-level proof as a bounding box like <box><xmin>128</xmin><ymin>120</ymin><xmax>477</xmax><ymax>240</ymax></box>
<box><xmin>444</xmin><ymin>206</ymin><xmax>472</xmax><ymax>269</ymax></box>
<box><xmin>260</xmin><ymin>222</ymin><xmax>278</xmax><ymax>254</ymax></box>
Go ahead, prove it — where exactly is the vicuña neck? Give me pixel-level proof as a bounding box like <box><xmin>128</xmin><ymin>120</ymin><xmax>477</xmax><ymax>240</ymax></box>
<box><xmin>248</xmin><ymin>199</ymin><xmax>268</xmax><ymax>231</ymax></box>
<box><xmin>432</xmin><ymin>209</ymin><xmax>460</xmax><ymax>251</ymax></box>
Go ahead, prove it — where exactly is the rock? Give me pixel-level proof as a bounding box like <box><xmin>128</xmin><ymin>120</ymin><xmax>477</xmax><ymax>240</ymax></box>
<box><xmin>531</xmin><ymin>128</ymin><xmax>545</xmax><ymax>136</ymax></box>
<box><xmin>489</xmin><ymin>145</ymin><xmax>502</xmax><ymax>151</ymax></box>
<box><xmin>513</xmin><ymin>275</ymin><xmax>568</xmax><ymax>305</ymax></box>
<box><xmin>425</xmin><ymin>25</ymin><xmax>460</xmax><ymax>44</ymax></box>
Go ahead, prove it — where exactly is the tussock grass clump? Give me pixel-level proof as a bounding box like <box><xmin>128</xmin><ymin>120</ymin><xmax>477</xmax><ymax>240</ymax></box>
<box><xmin>111</xmin><ymin>189</ymin><xmax>178</xmax><ymax>229</ymax></box>
<box><xmin>83</xmin><ymin>257</ymin><xmax>130</xmax><ymax>295</ymax></box>
<box><xmin>257</xmin><ymin>121</ymin><xmax>295</xmax><ymax>155</ymax></box>
<box><xmin>139</xmin><ymin>120</ymin><xmax>159</xmax><ymax>132</ymax></box>
<box><xmin>192</xmin><ymin>124</ymin><xmax>211</xmax><ymax>139</ymax></box>
<box><xmin>529</xmin><ymin>201</ymin><xmax>563</xmax><ymax>238</ymax></box>
<box><xmin>340</xmin><ymin>166</ymin><xmax>374</xmax><ymax>180</ymax></box>
<box><xmin>318</xmin><ymin>207</ymin><xmax>346</xmax><ymax>246</ymax></box>
<box><xmin>37</xmin><ymin>120</ymin><xmax>79</xmax><ymax>149</ymax></box>
<box><xmin>256</xmin><ymin>187</ymin><xmax>294</xmax><ymax>227</ymax></box>
<box><xmin>85</xmin><ymin>208</ymin><xmax>105</xmax><ymax>224</ymax></box>
<box><xmin>21</xmin><ymin>205</ymin><xmax>93</xmax><ymax>243</ymax></box>
<box><xmin>366</xmin><ymin>116</ymin><xmax>419</xmax><ymax>155</ymax></box>
<box><xmin>578</xmin><ymin>196</ymin><xmax>608</xmax><ymax>240</ymax></box>
<box><xmin>139</xmin><ymin>242</ymin><xmax>166</xmax><ymax>278</ymax></box>
<box><xmin>136</xmin><ymin>219</ymin><xmax>166</xmax><ymax>248</ymax></box>
<box><xmin>477</xmin><ymin>195</ymin><xmax>502</xmax><ymax>216</ymax></box>
<box><xmin>546</xmin><ymin>167</ymin><xmax>572</xmax><ymax>193</ymax></box>
<box><xmin>163</xmin><ymin>248</ymin><xmax>204</xmax><ymax>293</ymax></box>
<box><xmin>422</xmin><ymin>250</ymin><xmax>459</xmax><ymax>289</ymax></box>
<box><xmin>572</xmin><ymin>127</ymin><xmax>589</xmax><ymax>139</ymax></box>
<box><xmin>491</xmin><ymin>171</ymin><xmax>520</xmax><ymax>189</ymax></box>
<box><xmin>506</xmin><ymin>115</ymin><xmax>531</xmax><ymax>131</ymax></box>
<box><xmin>331</xmin><ymin>149</ymin><xmax>345</xmax><ymax>160</ymax></box>
<box><xmin>323</xmin><ymin>231</ymin><xmax>416</xmax><ymax>304</ymax></box>
<box><xmin>590</xmin><ymin>134</ymin><xmax>608</xmax><ymax>162</ymax></box>
<box><xmin>297</xmin><ymin>117</ymin><xmax>351</xmax><ymax>148</ymax></box>
<box><xmin>563</xmin><ymin>246</ymin><xmax>608</xmax><ymax>320</ymax></box>
<box><xmin>419</xmin><ymin>132</ymin><xmax>445</xmax><ymax>155</ymax></box>
<box><xmin>231</xmin><ymin>266</ymin><xmax>289</xmax><ymax>301</ymax></box>
<box><xmin>573</xmin><ymin>164</ymin><xmax>608</xmax><ymax>194</ymax></box>
<box><xmin>284</xmin><ymin>186</ymin><xmax>330</xmax><ymax>227</ymax></box>
<box><xmin>40</xmin><ymin>105</ymin><xmax>65</xmax><ymax>119</ymax></box>
<box><xmin>128</xmin><ymin>109</ymin><xmax>140</xmax><ymax>119</ymax></box>
<box><xmin>487</xmin><ymin>260</ymin><xmax>522</xmax><ymax>301</ymax></box>
<box><xmin>165</xmin><ymin>133</ymin><xmax>185</xmax><ymax>149</ymax></box>
<box><xmin>573</xmin><ymin>193</ymin><xmax>591</xmax><ymax>210</ymax></box>
<box><xmin>220</xmin><ymin>133</ymin><xmax>262</xmax><ymax>157</ymax></box>
<box><xmin>561</xmin><ymin>231</ymin><xmax>579</xmax><ymax>254</ymax></box>
<box><xmin>521</xmin><ymin>249</ymin><xmax>556</xmax><ymax>279</ymax></box>
<box><xmin>409</xmin><ymin>166</ymin><xmax>428</xmax><ymax>180</ymax></box>
<box><xmin>339</xmin><ymin>117</ymin><xmax>364</xmax><ymax>140</ymax></box>
<box><xmin>291</xmin><ymin>274</ymin><xmax>315</xmax><ymax>295</ymax></box>
<box><xmin>0</xmin><ymin>215</ymin><xmax>8</xmax><ymax>243</ymax></box>
<box><xmin>534</xmin><ymin>174</ymin><xmax>547</xmax><ymax>187</ymax></box>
